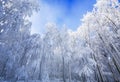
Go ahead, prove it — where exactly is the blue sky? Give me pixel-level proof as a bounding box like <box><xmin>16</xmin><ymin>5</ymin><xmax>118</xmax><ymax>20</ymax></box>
<box><xmin>30</xmin><ymin>0</ymin><xmax>96</xmax><ymax>34</ymax></box>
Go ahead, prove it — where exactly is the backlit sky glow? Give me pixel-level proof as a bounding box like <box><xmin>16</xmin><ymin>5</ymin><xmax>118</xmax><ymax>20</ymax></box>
<box><xmin>30</xmin><ymin>0</ymin><xmax>96</xmax><ymax>34</ymax></box>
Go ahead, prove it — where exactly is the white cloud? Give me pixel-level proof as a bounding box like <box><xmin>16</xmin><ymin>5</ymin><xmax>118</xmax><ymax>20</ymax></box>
<box><xmin>30</xmin><ymin>0</ymin><xmax>94</xmax><ymax>34</ymax></box>
<box><xmin>30</xmin><ymin>0</ymin><xmax>66</xmax><ymax>34</ymax></box>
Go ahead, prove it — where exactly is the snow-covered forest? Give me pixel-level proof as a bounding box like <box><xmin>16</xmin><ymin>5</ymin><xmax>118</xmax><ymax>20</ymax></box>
<box><xmin>0</xmin><ymin>0</ymin><xmax>120</xmax><ymax>82</ymax></box>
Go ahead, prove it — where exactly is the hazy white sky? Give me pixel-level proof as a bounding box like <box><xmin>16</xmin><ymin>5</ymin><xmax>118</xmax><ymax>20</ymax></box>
<box><xmin>30</xmin><ymin>0</ymin><xmax>96</xmax><ymax>34</ymax></box>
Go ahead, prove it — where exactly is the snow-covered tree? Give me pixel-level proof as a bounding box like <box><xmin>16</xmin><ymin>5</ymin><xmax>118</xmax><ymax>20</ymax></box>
<box><xmin>77</xmin><ymin>0</ymin><xmax>120</xmax><ymax>81</ymax></box>
<box><xmin>0</xmin><ymin>0</ymin><xmax>120</xmax><ymax>82</ymax></box>
<box><xmin>0</xmin><ymin>0</ymin><xmax>39</xmax><ymax>81</ymax></box>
